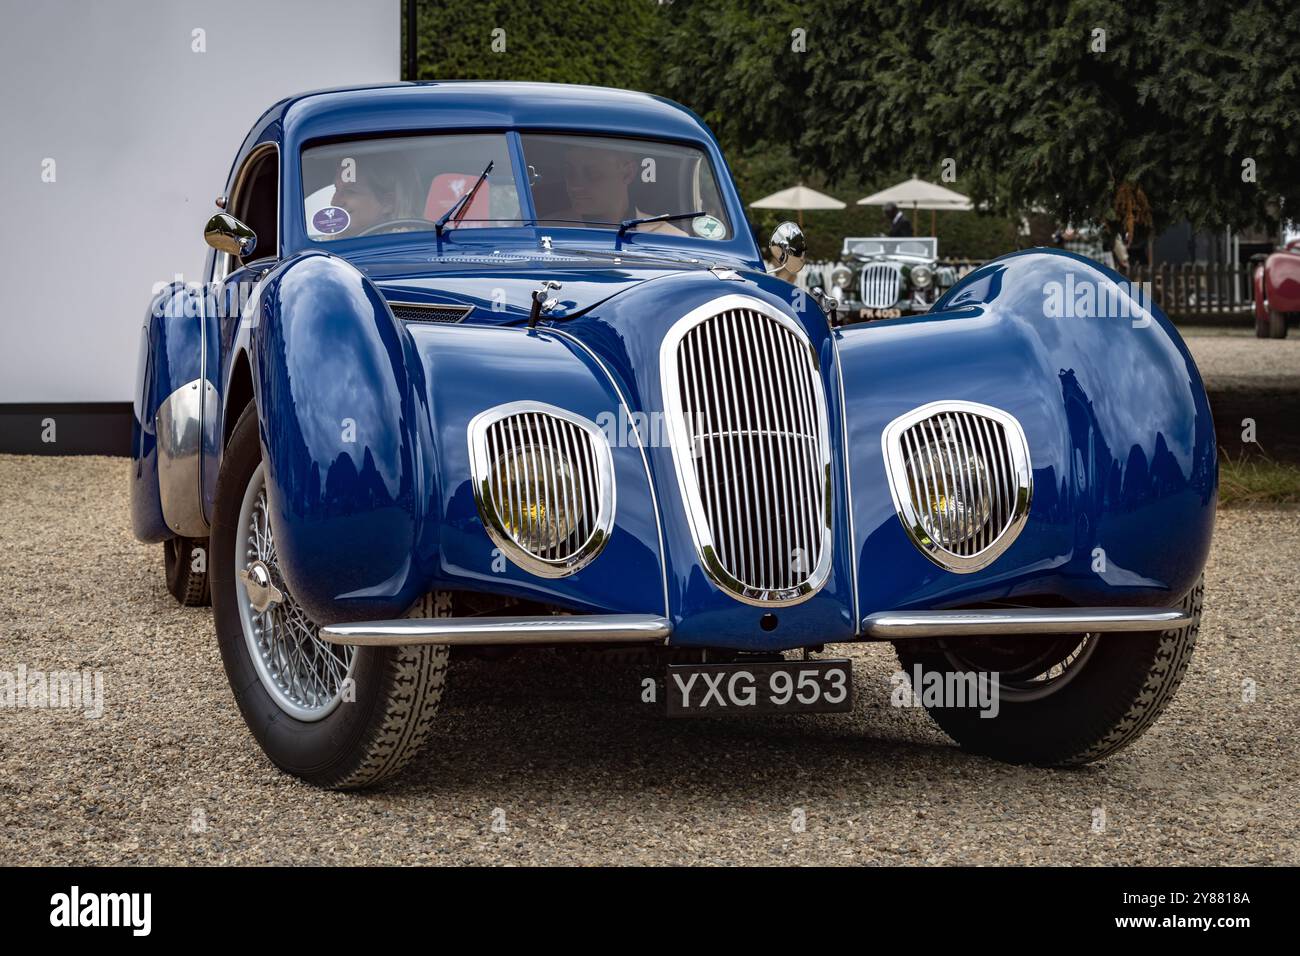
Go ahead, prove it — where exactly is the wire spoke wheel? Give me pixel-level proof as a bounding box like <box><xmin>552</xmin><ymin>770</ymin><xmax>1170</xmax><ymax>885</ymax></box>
<box><xmin>940</xmin><ymin>632</ymin><xmax>1099</xmax><ymax>703</ymax></box>
<box><xmin>234</xmin><ymin>463</ymin><xmax>355</xmax><ymax>721</ymax></box>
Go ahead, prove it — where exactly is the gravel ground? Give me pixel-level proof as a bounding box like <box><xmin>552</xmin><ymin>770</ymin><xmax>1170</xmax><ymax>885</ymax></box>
<box><xmin>1182</xmin><ymin>331</ymin><xmax>1300</xmax><ymax>462</ymax></box>
<box><xmin>1</xmin><ymin>455</ymin><xmax>1296</xmax><ymax>866</ymax></box>
<box><xmin>1183</xmin><ymin>330</ymin><xmax>1300</xmax><ymax>393</ymax></box>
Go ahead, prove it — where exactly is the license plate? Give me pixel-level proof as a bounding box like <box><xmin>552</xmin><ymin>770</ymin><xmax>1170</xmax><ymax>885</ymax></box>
<box><xmin>665</xmin><ymin>659</ymin><xmax>853</xmax><ymax>717</ymax></box>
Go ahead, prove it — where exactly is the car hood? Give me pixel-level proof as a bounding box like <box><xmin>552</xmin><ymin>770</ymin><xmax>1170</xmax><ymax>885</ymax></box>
<box><xmin>352</xmin><ymin>246</ymin><xmax>749</xmax><ymax>322</ymax></box>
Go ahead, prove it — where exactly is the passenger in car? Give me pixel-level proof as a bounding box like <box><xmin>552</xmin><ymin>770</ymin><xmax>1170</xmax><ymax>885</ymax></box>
<box><xmin>548</xmin><ymin>144</ymin><xmax>687</xmax><ymax>236</ymax></box>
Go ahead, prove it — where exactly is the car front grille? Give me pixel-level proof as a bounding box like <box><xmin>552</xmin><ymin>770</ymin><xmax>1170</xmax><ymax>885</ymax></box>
<box><xmin>881</xmin><ymin>401</ymin><xmax>1032</xmax><ymax>572</ymax></box>
<box><xmin>860</xmin><ymin>263</ymin><xmax>903</xmax><ymax>309</ymax></box>
<box><xmin>661</xmin><ymin>297</ymin><xmax>832</xmax><ymax>605</ymax></box>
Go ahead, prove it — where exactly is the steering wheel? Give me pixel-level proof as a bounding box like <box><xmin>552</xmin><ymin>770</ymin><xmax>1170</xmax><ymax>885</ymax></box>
<box><xmin>356</xmin><ymin>217</ymin><xmax>439</xmax><ymax>237</ymax></box>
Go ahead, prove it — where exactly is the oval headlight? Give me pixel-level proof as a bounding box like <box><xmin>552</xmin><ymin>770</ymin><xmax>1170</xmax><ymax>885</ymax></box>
<box><xmin>830</xmin><ymin>265</ymin><xmax>853</xmax><ymax>291</ymax></box>
<box><xmin>910</xmin><ymin>264</ymin><xmax>934</xmax><ymax>289</ymax></box>
<box><xmin>492</xmin><ymin>442</ymin><xmax>577</xmax><ymax>553</ymax></box>
<box><xmin>469</xmin><ymin>403</ymin><xmax>615</xmax><ymax>577</ymax></box>
<box><xmin>906</xmin><ymin>437</ymin><xmax>992</xmax><ymax>547</ymax></box>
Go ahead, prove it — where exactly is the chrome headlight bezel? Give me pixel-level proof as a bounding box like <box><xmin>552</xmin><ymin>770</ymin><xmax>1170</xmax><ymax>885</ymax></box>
<box><xmin>909</xmin><ymin>264</ymin><xmax>934</xmax><ymax>289</ymax></box>
<box><xmin>881</xmin><ymin>400</ymin><xmax>1032</xmax><ymax>573</ymax></box>
<box><xmin>467</xmin><ymin>402</ymin><xmax>615</xmax><ymax>577</ymax></box>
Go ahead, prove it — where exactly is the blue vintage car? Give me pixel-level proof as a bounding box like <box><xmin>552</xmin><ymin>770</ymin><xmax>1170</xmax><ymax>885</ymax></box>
<box><xmin>131</xmin><ymin>82</ymin><xmax>1215</xmax><ymax>788</ymax></box>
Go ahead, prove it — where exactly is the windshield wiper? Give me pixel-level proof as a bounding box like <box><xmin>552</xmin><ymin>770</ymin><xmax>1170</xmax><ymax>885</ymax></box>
<box><xmin>435</xmin><ymin>161</ymin><xmax>494</xmax><ymax>245</ymax></box>
<box><xmin>615</xmin><ymin>209</ymin><xmax>703</xmax><ymax>250</ymax></box>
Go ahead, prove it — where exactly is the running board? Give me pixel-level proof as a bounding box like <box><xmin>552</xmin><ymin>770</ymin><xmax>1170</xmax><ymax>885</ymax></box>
<box><xmin>862</xmin><ymin>607</ymin><xmax>1191</xmax><ymax>639</ymax></box>
<box><xmin>319</xmin><ymin>614</ymin><xmax>672</xmax><ymax>647</ymax></box>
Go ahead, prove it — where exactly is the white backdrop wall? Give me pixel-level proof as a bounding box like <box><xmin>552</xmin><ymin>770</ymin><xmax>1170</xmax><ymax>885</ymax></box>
<box><xmin>0</xmin><ymin>0</ymin><xmax>399</xmax><ymax>403</ymax></box>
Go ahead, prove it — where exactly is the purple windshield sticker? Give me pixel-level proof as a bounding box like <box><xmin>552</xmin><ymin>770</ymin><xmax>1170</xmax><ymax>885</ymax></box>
<box><xmin>313</xmin><ymin>205</ymin><xmax>350</xmax><ymax>235</ymax></box>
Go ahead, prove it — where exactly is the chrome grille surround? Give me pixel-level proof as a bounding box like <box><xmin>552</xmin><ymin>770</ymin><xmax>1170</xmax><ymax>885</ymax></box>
<box><xmin>860</xmin><ymin>262</ymin><xmax>903</xmax><ymax>309</ymax></box>
<box><xmin>881</xmin><ymin>400</ymin><xmax>1032</xmax><ymax>573</ymax></box>
<box><xmin>467</xmin><ymin>402</ymin><xmax>615</xmax><ymax>578</ymax></box>
<box><xmin>660</xmin><ymin>295</ymin><xmax>833</xmax><ymax>607</ymax></box>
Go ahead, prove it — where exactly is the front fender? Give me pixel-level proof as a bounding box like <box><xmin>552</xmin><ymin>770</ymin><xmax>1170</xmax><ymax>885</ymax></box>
<box><xmin>838</xmin><ymin>249</ymin><xmax>1217</xmax><ymax>621</ymax></box>
<box><xmin>1264</xmin><ymin>251</ymin><xmax>1300</xmax><ymax>313</ymax></box>
<box><xmin>249</xmin><ymin>252</ymin><xmax>669</xmax><ymax>625</ymax></box>
<box><xmin>251</xmin><ymin>252</ymin><xmax>427</xmax><ymax>623</ymax></box>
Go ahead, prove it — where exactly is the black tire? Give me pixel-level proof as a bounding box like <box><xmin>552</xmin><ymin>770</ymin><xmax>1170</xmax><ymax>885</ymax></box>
<box><xmin>1269</xmin><ymin>309</ymin><xmax>1288</xmax><ymax>339</ymax></box>
<box><xmin>211</xmin><ymin>402</ymin><xmax>449</xmax><ymax>789</ymax></box>
<box><xmin>163</xmin><ymin>536</ymin><xmax>211</xmax><ymax>606</ymax></box>
<box><xmin>894</xmin><ymin>578</ymin><xmax>1203</xmax><ymax>766</ymax></box>
<box><xmin>1255</xmin><ymin>308</ymin><xmax>1270</xmax><ymax>338</ymax></box>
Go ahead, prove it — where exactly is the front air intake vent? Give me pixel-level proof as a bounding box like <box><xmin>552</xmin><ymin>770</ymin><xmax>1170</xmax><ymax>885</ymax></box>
<box><xmin>467</xmin><ymin>403</ymin><xmax>614</xmax><ymax>577</ymax></box>
<box><xmin>881</xmin><ymin>401</ymin><xmax>1032</xmax><ymax>573</ymax></box>
<box><xmin>660</xmin><ymin>295</ymin><xmax>833</xmax><ymax>606</ymax></box>
<box><xmin>388</xmin><ymin>301</ymin><xmax>472</xmax><ymax>323</ymax></box>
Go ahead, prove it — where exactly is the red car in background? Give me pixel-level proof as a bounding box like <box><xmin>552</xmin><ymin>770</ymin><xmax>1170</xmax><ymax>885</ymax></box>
<box><xmin>1254</xmin><ymin>232</ymin><xmax>1300</xmax><ymax>338</ymax></box>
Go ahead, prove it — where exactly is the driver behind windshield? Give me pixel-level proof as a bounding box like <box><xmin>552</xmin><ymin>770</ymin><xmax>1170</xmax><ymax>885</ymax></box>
<box><xmin>551</xmin><ymin>144</ymin><xmax>686</xmax><ymax>236</ymax></box>
<box><xmin>326</xmin><ymin>151</ymin><xmax>423</xmax><ymax>238</ymax></box>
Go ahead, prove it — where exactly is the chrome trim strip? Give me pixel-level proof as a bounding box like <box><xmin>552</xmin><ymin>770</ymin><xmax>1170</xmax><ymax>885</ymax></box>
<box><xmin>831</xmin><ymin>333</ymin><xmax>859</xmax><ymax>634</ymax></box>
<box><xmin>320</xmin><ymin>613</ymin><xmax>671</xmax><ymax>647</ymax></box>
<box><xmin>467</xmin><ymin>401</ymin><xmax>615</xmax><ymax>578</ymax></box>
<box><xmin>544</xmin><ymin>326</ymin><xmax>672</xmax><ymax>623</ymax></box>
<box><xmin>862</xmin><ymin>607</ymin><xmax>1192</xmax><ymax>639</ymax></box>
<box><xmin>660</xmin><ymin>294</ymin><xmax>834</xmax><ymax>607</ymax></box>
<box><xmin>881</xmin><ymin>399</ymin><xmax>1032</xmax><ymax>573</ymax></box>
<box><xmin>156</xmin><ymin>378</ymin><xmax>216</xmax><ymax>537</ymax></box>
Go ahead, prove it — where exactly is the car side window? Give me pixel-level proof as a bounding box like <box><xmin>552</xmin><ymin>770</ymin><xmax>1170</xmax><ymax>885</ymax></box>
<box><xmin>232</xmin><ymin>149</ymin><xmax>278</xmax><ymax>265</ymax></box>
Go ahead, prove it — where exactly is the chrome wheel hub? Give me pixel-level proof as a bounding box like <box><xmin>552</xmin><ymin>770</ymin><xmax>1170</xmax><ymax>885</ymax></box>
<box><xmin>237</xmin><ymin>560</ymin><xmax>283</xmax><ymax>613</ymax></box>
<box><xmin>234</xmin><ymin>464</ymin><xmax>356</xmax><ymax>721</ymax></box>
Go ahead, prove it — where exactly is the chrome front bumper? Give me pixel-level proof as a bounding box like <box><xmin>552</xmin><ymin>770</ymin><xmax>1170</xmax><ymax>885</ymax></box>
<box><xmin>319</xmin><ymin>614</ymin><xmax>672</xmax><ymax>647</ymax></box>
<box><xmin>317</xmin><ymin>607</ymin><xmax>1190</xmax><ymax>647</ymax></box>
<box><xmin>862</xmin><ymin>607</ymin><xmax>1192</xmax><ymax>639</ymax></box>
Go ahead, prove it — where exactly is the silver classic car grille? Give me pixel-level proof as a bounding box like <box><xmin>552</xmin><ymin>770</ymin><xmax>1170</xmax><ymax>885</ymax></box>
<box><xmin>881</xmin><ymin>401</ymin><xmax>1032</xmax><ymax>572</ymax></box>
<box><xmin>468</xmin><ymin>403</ymin><xmax>615</xmax><ymax>577</ymax></box>
<box><xmin>860</xmin><ymin>262</ymin><xmax>903</xmax><ymax>309</ymax></box>
<box><xmin>661</xmin><ymin>296</ymin><xmax>833</xmax><ymax>605</ymax></box>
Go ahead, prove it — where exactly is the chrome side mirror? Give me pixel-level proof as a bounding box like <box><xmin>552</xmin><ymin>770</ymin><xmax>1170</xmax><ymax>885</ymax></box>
<box><xmin>204</xmin><ymin>212</ymin><xmax>257</xmax><ymax>258</ymax></box>
<box><xmin>768</xmin><ymin>221</ymin><xmax>806</xmax><ymax>281</ymax></box>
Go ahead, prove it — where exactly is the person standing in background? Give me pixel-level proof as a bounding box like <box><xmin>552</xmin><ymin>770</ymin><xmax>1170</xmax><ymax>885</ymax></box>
<box><xmin>882</xmin><ymin>202</ymin><xmax>913</xmax><ymax>237</ymax></box>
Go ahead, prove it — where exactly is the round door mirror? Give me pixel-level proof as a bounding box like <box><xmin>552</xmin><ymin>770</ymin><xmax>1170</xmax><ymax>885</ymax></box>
<box><xmin>769</xmin><ymin>221</ymin><xmax>806</xmax><ymax>280</ymax></box>
<box><xmin>204</xmin><ymin>212</ymin><xmax>257</xmax><ymax>259</ymax></box>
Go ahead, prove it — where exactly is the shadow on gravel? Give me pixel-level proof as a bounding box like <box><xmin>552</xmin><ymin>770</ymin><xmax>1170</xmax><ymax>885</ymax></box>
<box><xmin>382</xmin><ymin>648</ymin><xmax>1008</xmax><ymax>796</ymax></box>
<box><xmin>1210</xmin><ymin>389</ymin><xmax>1300</xmax><ymax>463</ymax></box>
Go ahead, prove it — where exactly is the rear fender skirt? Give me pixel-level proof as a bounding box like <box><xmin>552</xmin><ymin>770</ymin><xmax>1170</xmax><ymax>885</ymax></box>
<box><xmin>130</xmin><ymin>282</ymin><xmax>206</xmax><ymax>543</ymax></box>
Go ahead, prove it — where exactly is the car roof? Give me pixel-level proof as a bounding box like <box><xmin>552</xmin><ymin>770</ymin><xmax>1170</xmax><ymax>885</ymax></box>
<box><xmin>245</xmin><ymin>81</ymin><xmax>718</xmax><ymax>151</ymax></box>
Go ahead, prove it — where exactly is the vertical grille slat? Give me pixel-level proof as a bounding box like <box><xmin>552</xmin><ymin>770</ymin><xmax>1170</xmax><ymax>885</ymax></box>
<box><xmin>666</xmin><ymin>302</ymin><xmax>832</xmax><ymax>602</ymax></box>
<box><xmin>882</xmin><ymin>401</ymin><xmax>1032</xmax><ymax>573</ymax></box>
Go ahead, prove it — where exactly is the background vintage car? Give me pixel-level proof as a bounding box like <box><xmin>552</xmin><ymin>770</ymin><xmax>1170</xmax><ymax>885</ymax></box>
<box><xmin>1252</xmin><ymin>231</ymin><xmax>1300</xmax><ymax>338</ymax></box>
<box><xmin>823</xmin><ymin>237</ymin><xmax>958</xmax><ymax>322</ymax></box>
<box><xmin>129</xmin><ymin>82</ymin><xmax>1215</xmax><ymax>789</ymax></box>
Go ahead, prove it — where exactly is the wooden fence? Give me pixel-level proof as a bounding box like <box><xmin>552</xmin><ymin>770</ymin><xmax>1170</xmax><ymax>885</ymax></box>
<box><xmin>1126</xmin><ymin>262</ymin><xmax>1254</xmax><ymax>323</ymax></box>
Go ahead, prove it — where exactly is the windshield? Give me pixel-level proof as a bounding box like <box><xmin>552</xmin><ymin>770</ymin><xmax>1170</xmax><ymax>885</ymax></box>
<box><xmin>300</xmin><ymin>131</ymin><xmax>732</xmax><ymax>243</ymax></box>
